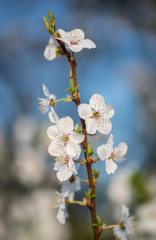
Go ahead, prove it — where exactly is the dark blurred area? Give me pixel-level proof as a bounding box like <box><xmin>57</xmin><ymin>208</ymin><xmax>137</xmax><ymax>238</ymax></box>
<box><xmin>0</xmin><ymin>0</ymin><xmax>156</xmax><ymax>239</ymax></box>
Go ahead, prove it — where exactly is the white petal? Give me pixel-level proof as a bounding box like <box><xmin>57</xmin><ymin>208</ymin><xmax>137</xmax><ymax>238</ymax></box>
<box><xmin>68</xmin><ymin>44</ymin><xmax>83</xmax><ymax>52</ymax></box>
<box><xmin>66</xmin><ymin>142</ymin><xmax>80</xmax><ymax>158</ymax></box>
<box><xmin>57</xmin><ymin>29</ymin><xmax>70</xmax><ymax>44</ymax></box>
<box><xmin>96</xmin><ymin>118</ymin><xmax>112</xmax><ymax>134</ymax></box>
<box><xmin>70</xmin><ymin>131</ymin><xmax>84</xmax><ymax>144</ymax></box>
<box><xmin>70</xmin><ymin>29</ymin><xmax>85</xmax><ymax>40</ymax></box>
<box><xmin>114</xmin><ymin>142</ymin><xmax>128</xmax><ymax>156</ymax></box>
<box><xmin>57</xmin><ymin>166</ymin><xmax>73</xmax><ymax>182</ymax></box>
<box><xmin>48</xmin><ymin>141</ymin><xmax>65</xmax><ymax>156</ymax></box>
<box><xmin>122</xmin><ymin>204</ymin><xmax>129</xmax><ymax>222</ymax></box>
<box><xmin>47</xmin><ymin>125</ymin><xmax>60</xmax><ymax>140</ymax></box>
<box><xmin>49</xmin><ymin>94</ymin><xmax>56</xmax><ymax>101</ymax></box>
<box><xmin>89</xmin><ymin>94</ymin><xmax>105</xmax><ymax>111</ymax></box>
<box><xmin>86</xmin><ymin>118</ymin><xmax>96</xmax><ymax>134</ymax></box>
<box><xmin>105</xmin><ymin>159</ymin><xmax>117</xmax><ymax>174</ymax></box>
<box><xmin>72</xmin><ymin>144</ymin><xmax>81</xmax><ymax>159</ymax></box>
<box><xmin>58</xmin><ymin>116</ymin><xmax>73</xmax><ymax>134</ymax></box>
<box><xmin>81</xmin><ymin>39</ymin><xmax>96</xmax><ymax>49</ymax></box>
<box><xmin>97</xmin><ymin>144</ymin><xmax>112</xmax><ymax>160</ymax></box>
<box><xmin>56</xmin><ymin>208</ymin><xmax>66</xmax><ymax>224</ymax></box>
<box><xmin>42</xmin><ymin>84</ymin><xmax>50</xmax><ymax>97</ymax></box>
<box><xmin>78</xmin><ymin>104</ymin><xmax>93</xmax><ymax>120</ymax></box>
<box><xmin>48</xmin><ymin>108</ymin><xmax>59</xmax><ymax>124</ymax></box>
<box><xmin>44</xmin><ymin>44</ymin><xmax>57</xmax><ymax>61</ymax></box>
<box><xmin>107</xmin><ymin>134</ymin><xmax>114</xmax><ymax>148</ymax></box>
<box><xmin>101</xmin><ymin>105</ymin><xmax>114</xmax><ymax>119</ymax></box>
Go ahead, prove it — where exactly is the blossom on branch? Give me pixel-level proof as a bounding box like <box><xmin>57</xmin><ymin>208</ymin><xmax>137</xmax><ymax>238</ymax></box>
<box><xmin>47</xmin><ymin>116</ymin><xmax>84</xmax><ymax>158</ymax></box>
<box><xmin>44</xmin><ymin>37</ymin><xmax>58</xmax><ymax>61</ymax></box>
<box><xmin>54</xmin><ymin>153</ymin><xmax>78</xmax><ymax>182</ymax></box>
<box><xmin>61</xmin><ymin>177</ymin><xmax>81</xmax><ymax>201</ymax></box>
<box><xmin>38</xmin><ymin>84</ymin><xmax>59</xmax><ymax>124</ymax></box>
<box><xmin>113</xmin><ymin>205</ymin><xmax>135</xmax><ymax>240</ymax></box>
<box><xmin>52</xmin><ymin>191</ymin><xmax>68</xmax><ymax>224</ymax></box>
<box><xmin>97</xmin><ymin>134</ymin><xmax>127</xmax><ymax>174</ymax></box>
<box><xmin>57</xmin><ymin>29</ymin><xmax>96</xmax><ymax>52</ymax></box>
<box><xmin>78</xmin><ymin>94</ymin><xmax>114</xmax><ymax>134</ymax></box>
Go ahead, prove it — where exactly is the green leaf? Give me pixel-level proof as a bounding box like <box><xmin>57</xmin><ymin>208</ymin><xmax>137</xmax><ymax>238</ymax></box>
<box><xmin>81</xmin><ymin>148</ymin><xmax>87</xmax><ymax>154</ymax></box>
<box><xmin>76</xmin><ymin>123</ymin><xmax>81</xmax><ymax>133</ymax></box>
<box><xmin>42</xmin><ymin>16</ymin><xmax>54</xmax><ymax>34</ymax></box>
<box><xmin>75</xmin><ymin>84</ymin><xmax>80</xmax><ymax>91</ymax></box>
<box><xmin>66</xmin><ymin>88</ymin><xmax>73</xmax><ymax>94</ymax></box>
<box><xmin>92</xmin><ymin>223</ymin><xmax>98</xmax><ymax>227</ymax></box>
<box><xmin>96</xmin><ymin>216</ymin><xmax>102</xmax><ymax>226</ymax></box>
<box><xmin>93</xmin><ymin>168</ymin><xmax>100</xmax><ymax>179</ymax></box>
<box><xmin>48</xmin><ymin>10</ymin><xmax>54</xmax><ymax>24</ymax></box>
<box><xmin>87</xmin><ymin>143</ymin><xmax>94</xmax><ymax>156</ymax></box>
<box><xmin>70</xmin><ymin>78</ymin><xmax>74</xmax><ymax>91</ymax></box>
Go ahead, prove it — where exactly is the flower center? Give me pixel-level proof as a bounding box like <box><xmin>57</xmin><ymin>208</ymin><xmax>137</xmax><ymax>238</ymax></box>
<box><xmin>119</xmin><ymin>221</ymin><xmax>125</xmax><ymax>230</ymax></box>
<box><xmin>61</xmin><ymin>134</ymin><xmax>70</xmax><ymax>143</ymax></box>
<box><xmin>93</xmin><ymin>111</ymin><xmax>100</xmax><ymax>119</ymax></box>
<box><xmin>65</xmin><ymin>155</ymin><xmax>70</xmax><ymax>164</ymax></box>
<box><xmin>50</xmin><ymin>98</ymin><xmax>56</xmax><ymax>107</ymax></box>
<box><xmin>70</xmin><ymin>40</ymin><xmax>78</xmax><ymax>45</ymax></box>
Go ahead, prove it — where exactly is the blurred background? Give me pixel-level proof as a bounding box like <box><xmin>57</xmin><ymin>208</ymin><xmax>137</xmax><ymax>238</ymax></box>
<box><xmin>0</xmin><ymin>0</ymin><xmax>156</xmax><ymax>239</ymax></box>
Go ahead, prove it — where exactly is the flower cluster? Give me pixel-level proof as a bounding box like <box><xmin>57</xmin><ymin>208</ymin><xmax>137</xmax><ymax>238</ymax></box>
<box><xmin>39</xmin><ymin>10</ymin><xmax>135</xmax><ymax>240</ymax></box>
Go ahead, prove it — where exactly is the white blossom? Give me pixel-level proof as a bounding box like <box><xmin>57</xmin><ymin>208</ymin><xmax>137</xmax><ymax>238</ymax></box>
<box><xmin>57</xmin><ymin>29</ymin><xmax>96</xmax><ymax>52</ymax></box>
<box><xmin>47</xmin><ymin>116</ymin><xmax>84</xmax><ymax>158</ymax></box>
<box><xmin>38</xmin><ymin>84</ymin><xmax>59</xmax><ymax>124</ymax></box>
<box><xmin>113</xmin><ymin>205</ymin><xmax>135</xmax><ymax>240</ymax></box>
<box><xmin>52</xmin><ymin>191</ymin><xmax>68</xmax><ymax>224</ymax></box>
<box><xmin>78</xmin><ymin>94</ymin><xmax>114</xmax><ymax>135</ymax></box>
<box><xmin>44</xmin><ymin>37</ymin><xmax>58</xmax><ymax>61</ymax></box>
<box><xmin>54</xmin><ymin>153</ymin><xmax>78</xmax><ymax>182</ymax></box>
<box><xmin>97</xmin><ymin>134</ymin><xmax>127</xmax><ymax>174</ymax></box>
<box><xmin>61</xmin><ymin>177</ymin><xmax>81</xmax><ymax>201</ymax></box>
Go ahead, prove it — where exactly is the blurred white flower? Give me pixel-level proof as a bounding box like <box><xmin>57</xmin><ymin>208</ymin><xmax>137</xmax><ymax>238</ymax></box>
<box><xmin>52</xmin><ymin>191</ymin><xmax>68</xmax><ymax>224</ymax></box>
<box><xmin>54</xmin><ymin>154</ymin><xmax>78</xmax><ymax>182</ymax></box>
<box><xmin>137</xmin><ymin>200</ymin><xmax>156</xmax><ymax>236</ymax></box>
<box><xmin>97</xmin><ymin>134</ymin><xmax>128</xmax><ymax>174</ymax></box>
<box><xmin>47</xmin><ymin>116</ymin><xmax>84</xmax><ymax>158</ymax></box>
<box><xmin>78</xmin><ymin>94</ymin><xmax>114</xmax><ymax>134</ymax></box>
<box><xmin>44</xmin><ymin>37</ymin><xmax>58</xmax><ymax>61</ymax></box>
<box><xmin>113</xmin><ymin>205</ymin><xmax>135</xmax><ymax>240</ymax></box>
<box><xmin>57</xmin><ymin>29</ymin><xmax>96</xmax><ymax>52</ymax></box>
<box><xmin>38</xmin><ymin>84</ymin><xmax>59</xmax><ymax>124</ymax></box>
<box><xmin>61</xmin><ymin>177</ymin><xmax>81</xmax><ymax>201</ymax></box>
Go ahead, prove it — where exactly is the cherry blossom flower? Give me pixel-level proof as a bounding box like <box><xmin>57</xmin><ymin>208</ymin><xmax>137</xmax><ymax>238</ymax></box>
<box><xmin>52</xmin><ymin>191</ymin><xmax>68</xmax><ymax>224</ymax></box>
<box><xmin>97</xmin><ymin>134</ymin><xmax>128</xmax><ymax>174</ymax></box>
<box><xmin>44</xmin><ymin>37</ymin><xmax>58</xmax><ymax>61</ymax></box>
<box><xmin>61</xmin><ymin>177</ymin><xmax>81</xmax><ymax>201</ymax></box>
<box><xmin>38</xmin><ymin>84</ymin><xmax>59</xmax><ymax>124</ymax></box>
<box><xmin>57</xmin><ymin>29</ymin><xmax>96</xmax><ymax>52</ymax></box>
<box><xmin>113</xmin><ymin>205</ymin><xmax>135</xmax><ymax>240</ymax></box>
<box><xmin>54</xmin><ymin>153</ymin><xmax>78</xmax><ymax>182</ymax></box>
<box><xmin>78</xmin><ymin>94</ymin><xmax>114</xmax><ymax>134</ymax></box>
<box><xmin>47</xmin><ymin>116</ymin><xmax>84</xmax><ymax>158</ymax></box>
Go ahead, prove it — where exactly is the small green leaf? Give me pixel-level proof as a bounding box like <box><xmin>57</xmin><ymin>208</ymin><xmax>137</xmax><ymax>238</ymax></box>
<box><xmin>66</xmin><ymin>88</ymin><xmax>73</xmax><ymax>94</ymax></box>
<box><xmin>93</xmin><ymin>168</ymin><xmax>100</xmax><ymax>179</ymax></box>
<box><xmin>70</xmin><ymin>78</ymin><xmax>75</xmax><ymax>91</ymax></box>
<box><xmin>92</xmin><ymin>223</ymin><xmax>98</xmax><ymax>227</ymax></box>
<box><xmin>81</xmin><ymin>148</ymin><xmax>87</xmax><ymax>154</ymax></box>
<box><xmin>48</xmin><ymin>10</ymin><xmax>54</xmax><ymax>24</ymax></box>
<box><xmin>76</xmin><ymin>123</ymin><xmax>81</xmax><ymax>133</ymax></box>
<box><xmin>87</xmin><ymin>143</ymin><xmax>94</xmax><ymax>156</ymax></box>
<box><xmin>75</xmin><ymin>84</ymin><xmax>80</xmax><ymax>91</ymax></box>
<box><xmin>90</xmin><ymin>194</ymin><xmax>96</xmax><ymax>199</ymax></box>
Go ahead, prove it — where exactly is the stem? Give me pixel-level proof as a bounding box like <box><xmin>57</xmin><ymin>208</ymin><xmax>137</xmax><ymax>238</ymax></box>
<box><xmin>102</xmin><ymin>224</ymin><xmax>119</xmax><ymax>230</ymax></box>
<box><xmin>68</xmin><ymin>200</ymin><xmax>85</xmax><ymax>206</ymax></box>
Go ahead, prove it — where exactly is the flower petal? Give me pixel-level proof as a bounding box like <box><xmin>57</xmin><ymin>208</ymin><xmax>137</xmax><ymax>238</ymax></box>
<box><xmin>107</xmin><ymin>134</ymin><xmax>114</xmax><ymax>148</ymax></box>
<box><xmin>56</xmin><ymin>166</ymin><xmax>73</xmax><ymax>182</ymax></box>
<box><xmin>44</xmin><ymin>43</ymin><xmax>57</xmax><ymax>61</ymax></box>
<box><xmin>89</xmin><ymin>94</ymin><xmax>105</xmax><ymax>111</ymax></box>
<box><xmin>97</xmin><ymin>144</ymin><xmax>112</xmax><ymax>160</ymax></box>
<box><xmin>48</xmin><ymin>141</ymin><xmax>65</xmax><ymax>156</ymax></box>
<box><xmin>48</xmin><ymin>108</ymin><xmax>59</xmax><ymax>124</ymax></box>
<box><xmin>47</xmin><ymin>125</ymin><xmax>60</xmax><ymax>140</ymax></box>
<box><xmin>70</xmin><ymin>131</ymin><xmax>84</xmax><ymax>144</ymax></box>
<box><xmin>42</xmin><ymin>84</ymin><xmax>50</xmax><ymax>97</ymax></box>
<box><xmin>78</xmin><ymin>104</ymin><xmax>93</xmax><ymax>120</ymax></box>
<box><xmin>105</xmin><ymin>159</ymin><xmax>117</xmax><ymax>174</ymax></box>
<box><xmin>56</xmin><ymin>208</ymin><xmax>66</xmax><ymax>224</ymax></box>
<box><xmin>66</xmin><ymin>142</ymin><xmax>80</xmax><ymax>158</ymax></box>
<box><xmin>114</xmin><ymin>142</ymin><xmax>128</xmax><ymax>156</ymax></box>
<box><xmin>70</xmin><ymin>29</ymin><xmax>85</xmax><ymax>40</ymax></box>
<box><xmin>81</xmin><ymin>39</ymin><xmax>96</xmax><ymax>49</ymax></box>
<box><xmin>96</xmin><ymin>118</ymin><xmax>112</xmax><ymax>134</ymax></box>
<box><xmin>57</xmin><ymin>29</ymin><xmax>70</xmax><ymax>44</ymax></box>
<box><xmin>101</xmin><ymin>105</ymin><xmax>114</xmax><ymax>119</ymax></box>
<box><xmin>122</xmin><ymin>204</ymin><xmax>129</xmax><ymax>222</ymax></box>
<box><xmin>86</xmin><ymin>118</ymin><xmax>96</xmax><ymax>134</ymax></box>
<box><xmin>58</xmin><ymin>116</ymin><xmax>73</xmax><ymax>134</ymax></box>
<box><xmin>68</xmin><ymin>44</ymin><xmax>83</xmax><ymax>52</ymax></box>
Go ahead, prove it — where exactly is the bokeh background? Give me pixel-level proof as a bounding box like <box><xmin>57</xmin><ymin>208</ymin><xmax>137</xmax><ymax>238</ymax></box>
<box><xmin>0</xmin><ymin>0</ymin><xmax>156</xmax><ymax>239</ymax></box>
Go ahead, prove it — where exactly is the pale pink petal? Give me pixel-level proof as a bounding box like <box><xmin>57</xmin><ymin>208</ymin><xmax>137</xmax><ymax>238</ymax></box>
<box><xmin>89</xmin><ymin>94</ymin><xmax>105</xmax><ymax>111</ymax></box>
<box><xmin>70</xmin><ymin>29</ymin><xmax>85</xmax><ymax>40</ymax></box>
<box><xmin>96</xmin><ymin>118</ymin><xmax>112</xmax><ymax>134</ymax></box>
<box><xmin>78</xmin><ymin>104</ymin><xmax>93</xmax><ymax>120</ymax></box>
<box><xmin>101</xmin><ymin>105</ymin><xmax>114</xmax><ymax>119</ymax></box>
<box><xmin>68</xmin><ymin>44</ymin><xmax>83</xmax><ymax>52</ymax></box>
<box><xmin>81</xmin><ymin>39</ymin><xmax>96</xmax><ymax>49</ymax></box>
<box><xmin>42</xmin><ymin>84</ymin><xmax>50</xmax><ymax>97</ymax></box>
<box><xmin>58</xmin><ymin>116</ymin><xmax>73</xmax><ymax>134</ymax></box>
<box><xmin>114</xmin><ymin>142</ymin><xmax>128</xmax><ymax>156</ymax></box>
<box><xmin>86</xmin><ymin>118</ymin><xmax>96</xmax><ymax>134</ymax></box>
<box><xmin>105</xmin><ymin>159</ymin><xmax>117</xmax><ymax>174</ymax></box>
<box><xmin>97</xmin><ymin>144</ymin><xmax>112</xmax><ymax>160</ymax></box>
<box><xmin>70</xmin><ymin>131</ymin><xmax>84</xmax><ymax>144</ymax></box>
